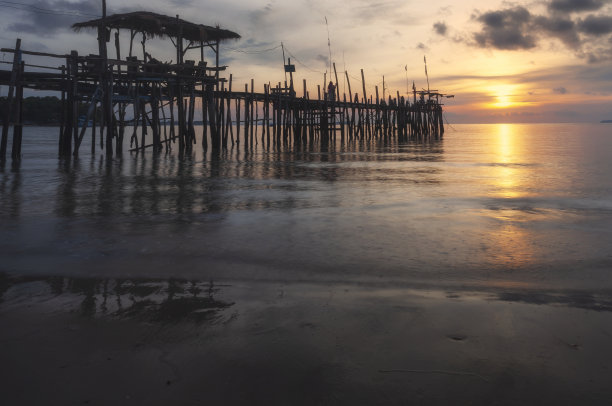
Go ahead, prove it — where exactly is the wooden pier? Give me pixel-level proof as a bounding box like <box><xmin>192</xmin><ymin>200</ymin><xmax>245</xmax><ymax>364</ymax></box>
<box><xmin>0</xmin><ymin>10</ymin><xmax>452</xmax><ymax>163</ymax></box>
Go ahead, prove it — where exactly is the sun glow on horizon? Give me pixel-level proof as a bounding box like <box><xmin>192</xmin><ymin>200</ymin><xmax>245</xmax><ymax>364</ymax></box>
<box><xmin>485</xmin><ymin>84</ymin><xmax>536</xmax><ymax>110</ymax></box>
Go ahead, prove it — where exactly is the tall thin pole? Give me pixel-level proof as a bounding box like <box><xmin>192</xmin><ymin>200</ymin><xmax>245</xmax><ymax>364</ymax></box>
<box><xmin>325</xmin><ymin>17</ymin><xmax>332</xmax><ymax>75</ymax></box>
<box><xmin>382</xmin><ymin>75</ymin><xmax>385</xmax><ymax>100</ymax></box>
<box><xmin>405</xmin><ymin>64</ymin><xmax>409</xmax><ymax>96</ymax></box>
<box><xmin>424</xmin><ymin>55</ymin><xmax>430</xmax><ymax>95</ymax></box>
<box><xmin>281</xmin><ymin>42</ymin><xmax>287</xmax><ymax>83</ymax></box>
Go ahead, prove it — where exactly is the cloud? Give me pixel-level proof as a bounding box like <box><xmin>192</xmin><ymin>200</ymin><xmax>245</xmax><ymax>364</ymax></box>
<box><xmin>553</xmin><ymin>86</ymin><xmax>568</xmax><ymax>93</ymax></box>
<box><xmin>315</xmin><ymin>54</ymin><xmax>328</xmax><ymax>65</ymax></box>
<box><xmin>548</xmin><ymin>0</ymin><xmax>607</xmax><ymax>13</ymax></box>
<box><xmin>472</xmin><ymin>6</ymin><xmax>537</xmax><ymax>50</ymax></box>
<box><xmin>433</xmin><ymin>21</ymin><xmax>448</xmax><ymax>36</ymax></box>
<box><xmin>578</xmin><ymin>15</ymin><xmax>612</xmax><ymax>35</ymax></box>
<box><xmin>168</xmin><ymin>0</ymin><xmax>194</xmax><ymax>6</ymax></box>
<box><xmin>437</xmin><ymin>63</ymin><xmax>612</xmax><ymax>94</ymax></box>
<box><xmin>465</xmin><ymin>2</ymin><xmax>612</xmax><ymax>62</ymax></box>
<box><xmin>248</xmin><ymin>2</ymin><xmax>274</xmax><ymax>27</ymax></box>
<box><xmin>534</xmin><ymin>16</ymin><xmax>581</xmax><ymax>47</ymax></box>
<box><xmin>351</xmin><ymin>1</ymin><xmax>404</xmax><ymax>24</ymax></box>
<box><xmin>7</xmin><ymin>0</ymin><xmax>101</xmax><ymax>35</ymax></box>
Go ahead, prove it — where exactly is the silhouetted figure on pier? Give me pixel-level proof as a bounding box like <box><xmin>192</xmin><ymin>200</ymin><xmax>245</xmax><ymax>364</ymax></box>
<box><xmin>327</xmin><ymin>81</ymin><xmax>336</xmax><ymax>102</ymax></box>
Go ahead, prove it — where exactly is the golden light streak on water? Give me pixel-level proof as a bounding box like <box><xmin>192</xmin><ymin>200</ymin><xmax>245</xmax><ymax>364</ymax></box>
<box><xmin>483</xmin><ymin>124</ymin><xmax>538</xmax><ymax>268</ymax></box>
<box><xmin>494</xmin><ymin>123</ymin><xmax>521</xmax><ymax>199</ymax></box>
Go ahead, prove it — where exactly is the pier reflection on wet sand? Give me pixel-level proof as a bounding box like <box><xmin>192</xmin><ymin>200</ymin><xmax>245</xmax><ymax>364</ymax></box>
<box><xmin>2</xmin><ymin>273</ymin><xmax>612</xmax><ymax>405</ymax></box>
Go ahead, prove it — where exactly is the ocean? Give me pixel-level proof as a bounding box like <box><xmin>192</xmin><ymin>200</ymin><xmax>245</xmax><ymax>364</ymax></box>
<box><xmin>1</xmin><ymin>123</ymin><xmax>612</xmax><ymax>404</ymax></box>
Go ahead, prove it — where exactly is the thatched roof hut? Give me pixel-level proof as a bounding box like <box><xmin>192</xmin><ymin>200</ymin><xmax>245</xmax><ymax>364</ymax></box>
<box><xmin>72</xmin><ymin>11</ymin><xmax>241</xmax><ymax>43</ymax></box>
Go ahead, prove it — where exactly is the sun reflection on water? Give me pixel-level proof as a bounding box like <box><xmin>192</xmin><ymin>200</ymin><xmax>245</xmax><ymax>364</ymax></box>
<box><xmin>486</xmin><ymin>124</ymin><xmax>536</xmax><ymax>269</ymax></box>
<box><xmin>494</xmin><ymin>123</ymin><xmax>521</xmax><ymax>199</ymax></box>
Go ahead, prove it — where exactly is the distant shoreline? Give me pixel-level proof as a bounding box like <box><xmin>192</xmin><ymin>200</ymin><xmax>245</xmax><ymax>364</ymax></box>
<box><xmin>9</xmin><ymin>121</ymin><xmax>612</xmax><ymax>127</ymax></box>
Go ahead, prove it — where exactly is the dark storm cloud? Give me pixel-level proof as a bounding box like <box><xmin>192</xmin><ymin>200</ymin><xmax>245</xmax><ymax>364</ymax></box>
<box><xmin>548</xmin><ymin>0</ymin><xmax>606</xmax><ymax>13</ymax></box>
<box><xmin>8</xmin><ymin>0</ymin><xmax>101</xmax><ymax>35</ymax></box>
<box><xmin>473</xmin><ymin>6</ymin><xmax>537</xmax><ymax>50</ymax></box>
<box><xmin>578</xmin><ymin>15</ymin><xmax>612</xmax><ymax>35</ymax></box>
<box><xmin>433</xmin><ymin>21</ymin><xmax>448</xmax><ymax>36</ymax></box>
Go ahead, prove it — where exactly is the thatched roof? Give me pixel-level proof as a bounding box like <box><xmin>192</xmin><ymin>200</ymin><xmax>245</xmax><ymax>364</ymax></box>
<box><xmin>72</xmin><ymin>11</ymin><xmax>241</xmax><ymax>43</ymax></box>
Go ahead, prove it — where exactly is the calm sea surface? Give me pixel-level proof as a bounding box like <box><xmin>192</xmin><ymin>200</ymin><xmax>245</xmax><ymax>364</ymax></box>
<box><xmin>1</xmin><ymin>123</ymin><xmax>611</xmax><ymax>290</ymax></box>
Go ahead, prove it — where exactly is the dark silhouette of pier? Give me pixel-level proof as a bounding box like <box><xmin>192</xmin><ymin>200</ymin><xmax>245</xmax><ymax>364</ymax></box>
<box><xmin>0</xmin><ymin>7</ymin><xmax>453</xmax><ymax>163</ymax></box>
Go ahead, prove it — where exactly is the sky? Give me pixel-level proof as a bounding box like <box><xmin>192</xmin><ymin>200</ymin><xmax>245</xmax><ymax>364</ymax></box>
<box><xmin>1</xmin><ymin>0</ymin><xmax>611</xmax><ymax>123</ymax></box>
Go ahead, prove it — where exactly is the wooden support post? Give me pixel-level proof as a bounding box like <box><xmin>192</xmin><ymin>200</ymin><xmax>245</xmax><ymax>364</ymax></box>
<box><xmin>333</xmin><ymin>62</ymin><xmax>340</xmax><ymax>102</ymax></box>
<box><xmin>1</xmin><ymin>38</ymin><xmax>21</xmax><ymax>162</ymax></box>
<box><xmin>340</xmin><ymin>93</ymin><xmax>345</xmax><ymax>142</ymax></box>
<box><xmin>276</xmin><ymin>83</ymin><xmax>281</xmax><ymax>144</ymax></box>
<box><xmin>131</xmin><ymin>86</ymin><xmax>140</xmax><ymax>150</ymax></box>
<box><xmin>236</xmin><ymin>95</ymin><xmax>241</xmax><ymax>145</ymax></box>
<box><xmin>215</xmin><ymin>41</ymin><xmax>220</xmax><ymax>90</ymax></box>
<box><xmin>168</xmin><ymin>84</ymin><xmax>175</xmax><ymax>143</ymax></box>
<box><xmin>152</xmin><ymin>85</ymin><xmax>161</xmax><ymax>152</ymax></box>
<box><xmin>140</xmin><ymin>102</ymin><xmax>147</xmax><ymax>150</ymax></box>
<box><xmin>361</xmin><ymin>69</ymin><xmax>367</xmax><ymax>107</ymax></box>
<box><xmin>345</xmin><ymin>71</ymin><xmax>352</xmax><ymax>103</ymax></box>
<box><xmin>91</xmin><ymin>102</ymin><xmax>97</xmax><ymax>154</ymax></box>
<box><xmin>176</xmin><ymin>15</ymin><xmax>186</xmax><ymax>152</ymax></box>
<box><xmin>188</xmin><ymin>83</ymin><xmax>196</xmax><ymax>149</ymax></box>
<box><xmin>218</xmin><ymin>81</ymin><xmax>225</xmax><ymax>148</ymax></box>
<box><xmin>250</xmin><ymin>79</ymin><xmax>255</xmax><ymax>145</ymax></box>
<box><xmin>11</xmin><ymin>61</ymin><xmax>24</xmax><ymax>161</ymax></box>
<box><xmin>206</xmin><ymin>83</ymin><xmax>219</xmax><ymax>149</ymax></box>
<box><xmin>75</xmin><ymin>86</ymin><xmax>103</xmax><ymax>155</ymax></box>
<box><xmin>244</xmin><ymin>83</ymin><xmax>249</xmax><ymax>148</ymax></box>
<box><xmin>114</xmin><ymin>30</ymin><xmax>121</xmax><ymax>75</ymax></box>
<box><xmin>256</xmin><ymin>98</ymin><xmax>261</xmax><ymax>146</ymax></box>
<box><xmin>375</xmin><ymin>85</ymin><xmax>380</xmax><ymax>136</ymax></box>
<box><xmin>58</xmin><ymin>65</ymin><xmax>66</xmax><ymax>155</ymax></box>
<box><xmin>161</xmin><ymin>91</ymin><xmax>169</xmax><ymax>150</ymax></box>
<box><xmin>264</xmin><ymin>84</ymin><xmax>269</xmax><ymax>147</ymax></box>
<box><xmin>70</xmin><ymin>51</ymin><xmax>79</xmax><ymax>157</ymax></box>
<box><xmin>271</xmin><ymin>86</ymin><xmax>275</xmax><ymax>142</ymax></box>
<box><xmin>201</xmin><ymin>77</ymin><xmax>208</xmax><ymax>150</ymax></box>
<box><xmin>227</xmin><ymin>74</ymin><xmax>234</xmax><ymax>146</ymax></box>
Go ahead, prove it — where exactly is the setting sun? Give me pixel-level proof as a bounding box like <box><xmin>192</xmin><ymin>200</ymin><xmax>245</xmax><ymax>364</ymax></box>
<box><xmin>486</xmin><ymin>84</ymin><xmax>535</xmax><ymax>109</ymax></box>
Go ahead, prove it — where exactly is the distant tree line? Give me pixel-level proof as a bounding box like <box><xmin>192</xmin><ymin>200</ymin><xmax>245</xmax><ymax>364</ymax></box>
<box><xmin>0</xmin><ymin>96</ymin><xmax>96</xmax><ymax>126</ymax></box>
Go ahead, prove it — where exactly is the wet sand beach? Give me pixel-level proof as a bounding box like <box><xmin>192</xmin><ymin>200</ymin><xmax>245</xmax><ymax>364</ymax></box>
<box><xmin>2</xmin><ymin>274</ymin><xmax>612</xmax><ymax>405</ymax></box>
